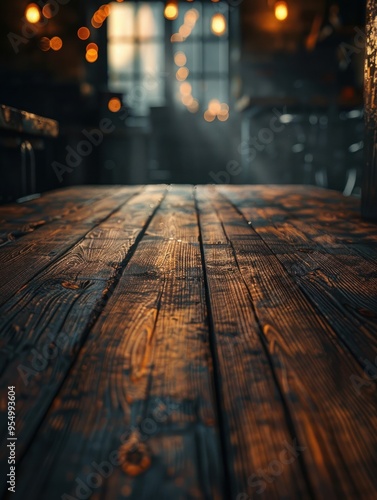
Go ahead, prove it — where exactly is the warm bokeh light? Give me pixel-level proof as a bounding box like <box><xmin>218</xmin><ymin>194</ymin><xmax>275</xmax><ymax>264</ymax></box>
<box><xmin>174</xmin><ymin>51</ymin><xmax>187</xmax><ymax>67</ymax></box>
<box><xmin>108</xmin><ymin>97</ymin><xmax>122</xmax><ymax>112</ymax></box>
<box><xmin>39</xmin><ymin>37</ymin><xmax>50</xmax><ymax>51</ymax></box>
<box><xmin>204</xmin><ymin>110</ymin><xmax>215</xmax><ymax>122</ymax></box>
<box><xmin>218</xmin><ymin>111</ymin><xmax>229</xmax><ymax>122</ymax></box>
<box><xmin>208</xmin><ymin>99</ymin><xmax>221</xmax><ymax>115</ymax></box>
<box><xmin>275</xmin><ymin>1</ymin><xmax>288</xmax><ymax>21</ymax></box>
<box><xmin>86</xmin><ymin>48</ymin><xmax>98</xmax><ymax>62</ymax></box>
<box><xmin>180</xmin><ymin>82</ymin><xmax>192</xmax><ymax>96</ymax></box>
<box><xmin>176</xmin><ymin>67</ymin><xmax>189</xmax><ymax>81</ymax></box>
<box><xmin>100</xmin><ymin>4</ymin><xmax>111</xmax><ymax>17</ymax></box>
<box><xmin>25</xmin><ymin>4</ymin><xmax>41</xmax><ymax>23</ymax></box>
<box><xmin>50</xmin><ymin>36</ymin><xmax>63</xmax><ymax>51</ymax></box>
<box><xmin>94</xmin><ymin>10</ymin><xmax>106</xmax><ymax>23</ymax></box>
<box><xmin>78</xmin><ymin>27</ymin><xmax>90</xmax><ymax>40</ymax></box>
<box><xmin>184</xmin><ymin>10</ymin><xmax>198</xmax><ymax>27</ymax></box>
<box><xmin>179</xmin><ymin>25</ymin><xmax>191</xmax><ymax>38</ymax></box>
<box><xmin>171</xmin><ymin>33</ymin><xmax>184</xmax><ymax>43</ymax></box>
<box><xmin>188</xmin><ymin>99</ymin><xmax>199</xmax><ymax>113</ymax></box>
<box><xmin>164</xmin><ymin>2</ymin><xmax>178</xmax><ymax>20</ymax></box>
<box><xmin>182</xmin><ymin>95</ymin><xmax>193</xmax><ymax>106</ymax></box>
<box><xmin>91</xmin><ymin>17</ymin><xmax>103</xmax><ymax>28</ymax></box>
<box><xmin>86</xmin><ymin>42</ymin><xmax>99</xmax><ymax>52</ymax></box>
<box><xmin>211</xmin><ymin>13</ymin><xmax>226</xmax><ymax>36</ymax></box>
<box><xmin>42</xmin><ymin>4</ymin><xmax>54</xmax><ymax>19</ymax></box>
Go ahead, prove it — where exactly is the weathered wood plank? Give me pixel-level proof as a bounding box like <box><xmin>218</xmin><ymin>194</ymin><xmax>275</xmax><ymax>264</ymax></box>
<box><xmin>210</xmin><ymin>186</ymin><xmax>377</xmax><ymax>498</ymax></box>
<box><xmin>195</xmin><ymin>187</ymin><xmax>310</xmax><ymax>499</ymax></box>
<box><xmin>0</xmin><ymin>187</ymin><xmax>141</xmax><ymax>306</ymax></box>
<box><xmin>2</xmin><ymin>186</ymin><xmax>223</xmax><ymax>500</ymax></box>
<box><xmin>219</xmin><ymin>186</ymin><xmax>377</xmax><ymax>371</ymax></box>
<box><xmin>0</xmin><ymin>187</ymin><xmax>166</xmax><ymax>497</ymax></box>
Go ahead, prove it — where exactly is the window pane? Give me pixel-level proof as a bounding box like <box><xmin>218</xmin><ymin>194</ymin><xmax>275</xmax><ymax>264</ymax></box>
<box><xmin>108</xmin><ymin>3</ymin><xmax>135</xmax><ymax>39</ymax></box>
<box><xmin>108</xmin><ymin>42</ymin><xmax>135</xmax><ymax>72</ymax></box>
<box><xmin>140</xmin><ymin>42</ymin><xmax>164</xmax><ymax>76</ymax></box>
<box><xmin>137</xmin><ymin>3</ymin><xmax>164</xmax><ymax>40</ymax></box>
<box><xmin>204</xmin><ymin>42</ymin><xmax>228</xmax><ymax>73</ymax></box>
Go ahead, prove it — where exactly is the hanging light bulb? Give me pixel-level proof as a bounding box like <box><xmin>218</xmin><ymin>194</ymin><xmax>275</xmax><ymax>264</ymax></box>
<box><xmin>211</xmin><ymin>13</ymin><xmax>226</xmax><ymax>36</ymax></box>
<box><xmin>25</xmin><ymin>3</ymin><xmax>41</xmax><ymax>23</ymax></box>
<box><xmin>275</xmin><ymin>1</ymin><xmax>288</xmax><ymax>21</ymax></box>
<box><xmin>164</xmin><ymin>1</ymin><xmax>178</xmax><ymax>21</ymax></box>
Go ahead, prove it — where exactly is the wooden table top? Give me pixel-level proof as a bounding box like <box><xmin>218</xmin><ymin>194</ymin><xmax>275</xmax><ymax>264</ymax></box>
<box><xmin>0</xmin><ymin>185</ymin><xmax>376</xmax><ymax>499</ymax></box>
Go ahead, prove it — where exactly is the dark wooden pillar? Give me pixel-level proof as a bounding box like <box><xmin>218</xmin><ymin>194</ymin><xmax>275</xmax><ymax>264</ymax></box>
<box><xmin>363</xmin><ymin>0</ymin><xmax>377</xmax><ymax>220</ymax></box>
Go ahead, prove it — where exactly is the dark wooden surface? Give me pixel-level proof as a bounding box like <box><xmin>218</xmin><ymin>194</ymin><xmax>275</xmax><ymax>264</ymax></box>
<box><xmin>0</xmin><ymin>185</ymin><xmax>377</xmax><ymax>500</ymax></box>
<box><xmin>0</xmin><ymin>104</ymin><xmax>59</xmax><ymax>138</ymax></box>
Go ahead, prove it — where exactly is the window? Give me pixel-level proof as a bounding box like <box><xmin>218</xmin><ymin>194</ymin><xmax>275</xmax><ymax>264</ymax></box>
<box><xmin>108</xmin><ymin>2</ymin><xmax>165</xmax><ymax>115</ymax></box>
<box><xmin>172</xmin><ymin>3</ymin><xmax>229</xmax><ymax>113</ymax></box>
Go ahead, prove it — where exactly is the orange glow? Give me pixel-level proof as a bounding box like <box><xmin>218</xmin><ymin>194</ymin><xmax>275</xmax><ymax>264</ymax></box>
<box><xmin>39</xmin><ymin>37</ymin><xmax>50</xmax><ymax>51</ymax></box>
<box><xmin>50</xmin><ymin>36</ymin><xmax>63</xmax><ymax>51</ymax></box>
<box><xmin>180</xmin><ymin>82</ymin><xmax>192</xmax><ymax>96</ymax></box>
<box><xmin>176</xmin><ymin>67</ymin><xmax>189</xmax><ymax>81</ymax></box>
<box><xmin>184</xmin><ymin>10</ymin><xmax>197</xmax><ymax>27</ymax></box>
<box><xmin>25</xmin><ymin>4</ymin><xmax>41</xmax><ymax>23</ymax></box>
<box><xmin>171</xmin><ymin>33</ymin><xmax>184</xmax><ymax>42</ymax></box>
<box><xmin>182</xmin><ymin>95</ymin><xmax>193</xmax><ymax>106</ymax></box>
<box><xmin>91</xmin><ymin>17</ymin><xmax>103</xmax><ymax>28</ymax></box>
<box><xmin>108</xmin><ymin>97</ymin><xmax>122</xmax><ymax>112</ymax></box>
<box><xmin>78</xmin><ymin>27</ymin><xmax>90</xmax><ymax>40</ymax></box>
<box><xmin>164</xmin><ymin>2</ymin><xmax>178</xmax><ymax>20</ymax></box>
<box><xmin>94</xmin><ymin>11</ymin><xmax>106</xmax><ymax>23</ymax></box>
<box><xmin>174</xmin><ymin>51</ymin><xmax>187</xmax><ymax>66</ymax></box>
<box><xmin>204</xmin><ymin>110</ymin><xmax>215</xmax><ymax>122</ymax></box>
<box><xmin>188</xmin><ymin>99</ymin><xmax>199</xmax><ymax>113</ymax></box>
<box><xmin>211</xmin><ymin>13</ymin><xmax>226</xmax><ymax>36</ymax></box>
<box><xmin>179</xmin><ymin>25</ymin><xmax>191</xmax><ymax>38</ymax></box>
<box><xmin>275</xmin><ymin>1</ymin><xmax>288</xmax><ymax>21</ymax></box>
<box><xmin>42</xmin><ymin>4</ymin><xmax>54</xmax><ymax>19</ymax></box>
<box><xmin>208</xmin><ymin>99</ymin><xmax>221</xmax><ymax>115</ymax></box>
<box><xmin>99</xmin><ymin>4</ymin><xmax>111</xmax><ymax>16</ymax></box>
<box><xmin>86</xmin><ymin>49</ymin><xmax>98</xmax><ymax>62</ymax></box>
<box><xmin>218</xmin><ymin>111</ymin><xmax>229</xmax><ymax>122</ymax></box>
<box><xmin>86</xmin><ymin>42</ymin><xmax>98</xmax><ymax>52</ymax></box>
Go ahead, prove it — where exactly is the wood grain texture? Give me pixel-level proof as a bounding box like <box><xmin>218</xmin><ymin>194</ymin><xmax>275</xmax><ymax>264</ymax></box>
<box><xmin>0</xmin><ymin>186</ymin><xmax>166</xmax><ymax>499</ymax></box>
<box><xmin>219</xmin><ymin>186</ymin><xmax>377</xmax><ymax>370</ymax></box>
<box><xmin>214</xmin><ymin>185</ymin><xmax>377</xmax><ymax>498</ymax></box>
<box><xmin>0</xmin><ymin>187</ymin><xmax>141</xmax><ymax>305</ymax></box>
<box><xmin>195</xmin><ymin>187</ymin><xmax>310</xmax><ymax>499</ymax></box>
<box><xmin>1</xmin><ymin>185</ymin><xmax>377</xmax><ymax>500</ymax></box>
<box><xmin>7</xmin><ymin>186</ymin><xmax>223</xmax><ymax>500</ymax></box>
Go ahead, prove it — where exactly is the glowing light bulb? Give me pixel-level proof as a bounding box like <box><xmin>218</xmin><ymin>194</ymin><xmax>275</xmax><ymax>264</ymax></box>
<box><xmin>211</xmin><ymin>13</ymin><xmax>226</xmax><ymax>36</ymax></box>
<box><xmin>78</xmin><ymin>27</ymin><xmax>90</xmax><ymax>40</ymax></box>
<box><xmin>164</xmin><ymin>2</ymin><xmax>178</xmax><ymax>21</ymax></box>
<box><xmin>275</xmin><ymin>1</ymin><xmax>288</xmax><ymax>21</ymax></box>
<box><xmin>50</xmin><ymin>37</ymin><xmax>63</xmax><ymax>51</ymax></box>
<box><xmin>108</xmin><ymin>97</ymin><xmax>122</xmax><ymax>112</ymax></box>
<box><xmin>25</xmin><ymin>4</ymin><xmax>41</xmax><ymax>23</ymax></box>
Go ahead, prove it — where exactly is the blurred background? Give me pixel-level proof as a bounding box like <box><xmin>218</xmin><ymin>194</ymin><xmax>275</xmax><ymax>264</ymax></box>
<box><xmin>0</xmin><ymin>0</ymin><xmax>366</xmax><ymax>202</ymax></box>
